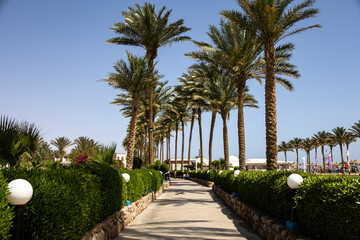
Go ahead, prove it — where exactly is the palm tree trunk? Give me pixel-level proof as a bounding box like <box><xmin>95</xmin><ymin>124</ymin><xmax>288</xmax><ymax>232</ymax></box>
<box><xmin>140</xmin><ymin>132</ymin><xmax>144</xmax><ymax>162</ymax></box>
<box><xmin>284</xmin><ymin>152</ymin><xmax>287</xmax><ymax>170</ymax></box>
<box><xmin>147</xmin><ymin>57</ymin><xmax>155</xmax><ymax>165</ymax></box>
<box><xmin>296</xmin><ymin>148</ymin><xmax>299</xmax><ymax>171</ymax></box>
<box><xmin>188</xmin><ymin>109</ymin><xmax>195</xmax><ymax>165</ymax></box>
<box><xmin>175</xmin><ymin>123</ymin><xmax>178</xmax><ymax>171</ymax></box>
<box><xmin>340</xmin><ymin>144</ymin><xmax>344</xmax><ymax>174</ymax></box>
<box><xmin>264</xmin><ymin>40</ymin><xmax>278</xmax><ymax>171</ymax></box>
<box><xmin>307</xmin><ymin>151</ymin><xmax>311</xmax><ymax>173</ymax></box>
<box><xmin>167</xmin><ymin>129</ymin><xmax>171</xmax><ymax>170</ymax></box>
<box><xmin>237</xmin><ymin>78</ymin><xmax>246</xmax><ymax>171</ymax></box>
<box><xmin>221</xmin><ymin>113</ymin><xmax>230</xmax><ymax>170</ymax></box>
<box><xmin>181</xmin><ymin>120</ymin><xmax>185</xmax><ymax>171</ymax></box>
<box><xmin>125</xmin><ymin>100</ymin><xmax>139</xmax><ymax>169</ymax></box>
<box><xmin>208</xmin><ymin>109</ymin><xmax>217</xmax><ymax>169</ymax></box>
<box><xmin>198</xmin><ymin>108</ymin><xmax>204</xmax><ymax>170</ymax></box>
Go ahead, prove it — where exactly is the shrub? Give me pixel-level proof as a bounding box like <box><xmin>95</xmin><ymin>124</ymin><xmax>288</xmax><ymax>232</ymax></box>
<box><xmin>1</xmin><ymin>165</ymin><xmax>103</xmax><ymax>240</ymax></box>
<box><xmin>132</xmin><ymin>157</ymin><xmax>143</xmax><ymax>169</ymax></box>
<box><xmin>159</xmin><ymin>163</ymin><xmax>169</xmax><ymax>173</ymax></box>
<box><xmin>146</xmin><ymin>164</ymin><xmax>155</xmax><ymax>169</ymax></box>
<box><xmin>73</xmin><ymin>163</ymin><xmax>125</xmax><ymax>218</ymax></box>
<box><xmin>120</xmin><ymin>170</ymin><xmax>144</xmax><ymax>202</ymax></box>
<box><xmin>154</xmin><ymin>160</ymin><xmax>161</xmax><ymax>170</ymax></box>
<box><xmin>0</xmin><ymin>172</ymin><xmax>14</xmax><ymax>240</ymax></box>
<box><xmin>295</xmin><ymin>175</ymin><xmax>360</xmax><ymax>240</ymax></box>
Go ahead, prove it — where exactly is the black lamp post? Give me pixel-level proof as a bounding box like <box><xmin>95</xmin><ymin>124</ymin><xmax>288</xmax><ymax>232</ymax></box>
<box><xmin>286</xmin><ymin>173</ymin><xmax>303</xmax><ymax>230</ymax></box>
<box><xmin>6</xmin><ymin>179</ymin><xmax>33</xmax><ymax>240</ymax></box>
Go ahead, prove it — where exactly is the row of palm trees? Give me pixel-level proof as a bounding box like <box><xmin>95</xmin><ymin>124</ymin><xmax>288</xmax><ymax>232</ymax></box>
<box><xmin>102</xmin><ymin>1</ymin><xmax>320</xmax><ymax>170</ymax></box>
<box><xmin>278</xmin><ymin>120</ymin><xmax>360</xmax><ymax>173</ymax></box>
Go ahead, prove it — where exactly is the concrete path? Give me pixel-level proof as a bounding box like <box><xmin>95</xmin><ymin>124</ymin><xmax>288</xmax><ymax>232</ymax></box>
<box><xmin>115</xmin><ymin>178</ymin><xmax>262</xmax><ymax>240</ymax></box>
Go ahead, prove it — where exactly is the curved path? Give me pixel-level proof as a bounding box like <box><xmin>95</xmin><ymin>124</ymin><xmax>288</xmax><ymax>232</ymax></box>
<box><xmin>115</xmin><ymin>178</ymin><xmax>261</xmax><ymax>240</ymax></box>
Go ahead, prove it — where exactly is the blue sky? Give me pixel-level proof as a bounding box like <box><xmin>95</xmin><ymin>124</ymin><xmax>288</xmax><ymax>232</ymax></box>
<box><xmin>1</xmin><ymin>0</ymin><xmax>360</xmax><ymax>164</ymax></box>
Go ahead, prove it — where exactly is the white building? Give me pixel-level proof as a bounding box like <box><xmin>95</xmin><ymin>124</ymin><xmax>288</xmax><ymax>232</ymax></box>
<box><xmin>114</xmin><ymin>153</ymin><xmax>127</xmax><ymax>168</ymax></box>
<box><xmin>228</xmin><ymin>155</ymin><xmax>295</xmax><ymax>170</ymax></box>
<box><xmin>168</xmin><ymin>157</ymin><xmax>209</xmax><ymax>170</ymax></box>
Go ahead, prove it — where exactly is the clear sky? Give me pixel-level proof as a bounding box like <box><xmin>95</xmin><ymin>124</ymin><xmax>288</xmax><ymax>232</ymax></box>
<box><xmin>1</xmin><ymin>0</ymin><xmax>360</xmax><ymax>164</ymax></box>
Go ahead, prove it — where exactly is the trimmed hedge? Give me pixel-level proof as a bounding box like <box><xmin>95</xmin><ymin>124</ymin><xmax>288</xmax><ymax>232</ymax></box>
<box><xmin>202</xmin><ymin>170</ymin><xmax>360</xmax><ymax>240</ymax></box>
<box><xmin>0</xmin><ymin>172</ymin><xmax>13</xmax><ymax>240</ymax></box>
<box><xmin>295</xmin><ymin>175</ymin><xmax>360</xmax><ymax>240</ymax></box>
<box><xmin>0</xmin><ymin>164</ymin><xmax>163</xmax><ymax>239</ymax></box>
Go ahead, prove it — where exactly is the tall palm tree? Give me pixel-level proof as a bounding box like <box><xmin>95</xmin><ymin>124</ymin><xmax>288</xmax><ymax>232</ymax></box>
<box><xmin>331</xmin><ymin>127</ymin><xmax>347</xmax><ymax>174</ymax></box>
<box><xmin>301</xmin><ymin>138</ymin><xmax>313</xmax><ymax>173</ymax></box>
<box><xmin>187</xmin><ymin>20</ymin><xmax>297</xmax><ymax>171</ymax></box>
<box><xmin>102</xmin><ymin>52</ymin><xmax>150</xmax><ymax>169</ymax></box>
<box><xmin>289</xmin><ymin>137</ymin><xmax>303</xmax><ymax>171</ymax></box>
<box><xmin>278</xmin><ymin>141</ymin><xmax>293</xmax><ymax>170</ymax></box>
<box><xmin>51</xmin><ymin>137</ymin><xmax>73</xmax><ymax>163</ymax></box>
<box><xmin>349</xmin><ymin>120</ymin><xmax>360</xmax><ymax>138</ymax></box>
<box><xmin>222</xmin><ymin>0</ymin><xmax>320</xmax><ymax>170</ymax></box>
<box><xmin>107</xmin><ymin>2</ymin><xmax>190</xmax><ymax>165</ymax></box>
<box><xmin>344</xmin><ymin>132</ymin><xmax>356</xmax><ymax>168</ymax></box>
<box><xmin>313</xmin><ymin>131</ymin><xmax>328</xmax><ymax>173</ymax></box>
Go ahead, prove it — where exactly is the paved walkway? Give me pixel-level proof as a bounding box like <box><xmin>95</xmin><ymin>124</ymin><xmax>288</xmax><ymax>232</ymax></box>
<box><xmin>115</xmin><ymin>178</ymin><xmax>262</xmax><ymax>240</ymax></box>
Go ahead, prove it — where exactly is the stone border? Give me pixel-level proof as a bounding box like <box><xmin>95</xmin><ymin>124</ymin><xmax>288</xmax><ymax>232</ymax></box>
<box><xmin>81</xmin><ymin>181</ymin><xmax>170</xmax><ymax>240</ymax></box>
<box><xmin>188</xmin><ymin>177</ymin><xmax>214</xmax><ymax>187</ymax></box>
<box><xmin>212</xmin><ymin>185</ymin><xmax>313</xmax><ymax>240</ymax></box>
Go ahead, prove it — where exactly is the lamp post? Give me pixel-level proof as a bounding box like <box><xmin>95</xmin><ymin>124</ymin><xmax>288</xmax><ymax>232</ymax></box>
<box><xmin>286</xmin><ymin>173</ymin><xmax>303</xmax><ymax>230</ymax></box>
<box><xmin>233</xmin><ymin>170</ymin><xmax>240</xmax><ymax>196</ymax></box>
<box><xmin>122</xmin><ymin>173</ymin><xmax>131</xmax><ymax>206</ymax></box>
<box><xmin>6</xmin><ymin>179</ymin><xmax>33</xmax><ymax>240</ymax></box>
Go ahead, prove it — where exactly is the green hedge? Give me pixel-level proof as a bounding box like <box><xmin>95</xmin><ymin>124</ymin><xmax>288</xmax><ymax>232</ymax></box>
<box><xmin>0</xmin><ymin>164</ymin><xmax>163</xmax><ymax>239</ymax></box>
<box><xmin>295</xmin><ymin>175</ymin><xmax>360</xmax><ymax>240</ymax></box>
<box><xmin>0</xmin><ymin>173</ymin><xmax>13</xmax><ymax>240</ymax></box>
<box><xmin>2</xmin><ymin>165</ymin><xmax>104</xmax><ymax>240</ymax></box>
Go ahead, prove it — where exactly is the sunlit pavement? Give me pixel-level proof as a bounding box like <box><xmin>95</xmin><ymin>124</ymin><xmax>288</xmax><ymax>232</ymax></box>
<box><xmin>115</xmin><ymin>178</ymin><xmax>261</xmax><ymax>240</ymax></box>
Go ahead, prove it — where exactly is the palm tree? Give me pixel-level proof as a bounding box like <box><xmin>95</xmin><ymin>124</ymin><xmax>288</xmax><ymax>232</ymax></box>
<box><xmin>278</xmin><ymin>141</ymin><xmax>293</xmax><ymax>170</ymax></box>
<box><xmin>222</xmin><ymin>0</ymin><xmax>320</xmax><ymax>170</ymax></box>
<box><xmin>313</xmin><ymin>131</ymin><xmax>328</xmax><ymax>173</ymax></box>
<box><xmin>301</xmin><ymin>138</ymin><xmax>313</xmax><ymax>173</ymax></box>
<box><xmin>289</xmin><ymin>137</ymin><xmax>303</xmax><ymax>171</ymax></box>
<box><xmin>344</xmin><ymin>132</ymin><xmax>356</xmax><ymax>168</ymax></box>
<box><xmin>331</xmin><ymin>127</ymin><xmax>347</xmax><ymax>174</ymax></box>
<box><xmin>107</xmin><ymin>2</ymin><xmax>190</xmax><ymax>165</ymax></box>
<box><xmin>102</xmin><ymin>52</ymin><xmax>150</xmax><ymax>169</ymax></box>
<box><xmin>350</xmin><ymin>120</ymin><xmax>360</xmax><ymax>138</ymax></box>
<box><xmin>187</xmin><ymin>20</ymin><xmax>297</xmax><ymax>171</ymax></box>
<box><xmin>51</xmin><ymin>137</ymin><xmax>73</xmax><ymax>163</ymax></box>
<box><xmin>0</xmin><ymin>116</ymin><xmax>42</xmax><ymax>167</ymax></box>
<box><xmin>91</xmin><ymin>143</ymin><xmax>117</xmax><ymax>165</ymax></box>
<box><xmin>73</xmin><ymin>136</ymin><xmax>98</xmax><ymax>157</ymax></box>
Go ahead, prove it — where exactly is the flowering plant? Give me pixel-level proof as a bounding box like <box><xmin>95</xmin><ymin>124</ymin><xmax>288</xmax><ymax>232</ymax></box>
<box><xmin>75</xmin><ymin>155</ymin><xmax>88</xmax><ymax>164</ymax></box>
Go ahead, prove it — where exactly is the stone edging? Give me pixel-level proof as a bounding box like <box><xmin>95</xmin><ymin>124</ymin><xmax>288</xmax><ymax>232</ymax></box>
<box><xmin>188</xmin><ymin>177</ymin><xmax>214</xmax><ymax>187</ymax></box>
<box><xmin>81</xmin><ymin>181</ymin><xmax>171</xmax><ymax>240</ymax></box>
<box><xmin>212</xmin><ymin>185</ymin><xmax>313</xmax><ymax>240</ymax></box>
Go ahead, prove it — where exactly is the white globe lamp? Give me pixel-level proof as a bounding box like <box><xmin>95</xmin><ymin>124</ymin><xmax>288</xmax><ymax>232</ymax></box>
<box><xmin>234</xmin><ymin>170</ymin><xmax>240</xmax><ymax>178</ymax></box>
<box><xmin>122</xmin><ymin>173</ymin><xmax>130</xmax><ymax>183</ymax></box>
<box><xmin>6</xmin><ymin>179</ymin><xmax>33</xmax><ymax>205</ymax></box>
<box><xmin>287</xmin><ymin>174</ymin><xmax>303</xmax><ymax>189</ymax></box>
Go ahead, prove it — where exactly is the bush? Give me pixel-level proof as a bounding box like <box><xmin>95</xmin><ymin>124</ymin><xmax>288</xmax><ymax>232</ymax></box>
<box><xmin>120</xmin><ymin>170</ymin><xmax>144</xmax><ymax>202</ymax></box>
<box><xmin>146</xmin><ymin>164</ymin><xmax>155</xmax><ymax>169</ymax></box>
<box><xmin>1</xmin><ymin>165</ymin><xmax>104</xmax><ymax>240</ymax></box>
<box><xmin>0</xmin><ymin>172</ymin><xmax>14</xmax><ymax>240</ymax></box>
<box><xmin>295</xmin><ymin>175</ymin><xmax>360</xmax><ymax>240</ymax></box>
<box><xmin>132</xmin><ymin>157</ymin><xmax>143</xmax><ymax>169</ymax></box>
<box><xmin>154</xmin><ymin>160</ymin><xmax>161</xmax><ymax>170</ymax></box>
<box><xmin>159</xmin><ymin>163</ymin><xmax>169</xmax><ymax>173</ymax></box>
<box><xmin>73</xmin><ymin>163</ymin><xmax>125</xmax><ymax>218</ymax></box>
